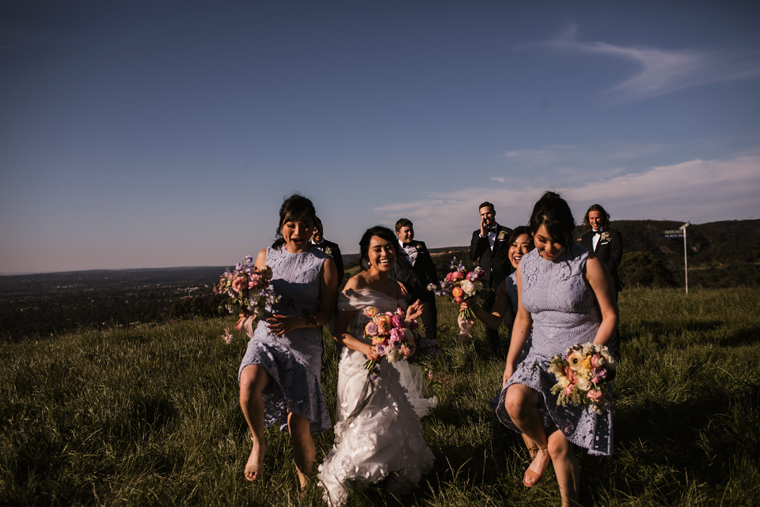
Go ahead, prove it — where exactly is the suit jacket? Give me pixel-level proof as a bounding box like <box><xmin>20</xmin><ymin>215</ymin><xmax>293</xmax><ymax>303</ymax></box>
<box><xmin>469</xmin><ymin>224</ymin><xmax>513</xmax><ymax>288</ymax></box>
<box><xmin>579</xmin><ymin>228</ymin><xmax>623</xmax><ymax>292</ymax></box>
<box><xmin>393</xmin><ymin>240</ymin><xmax>438</xmax><ymax>301</ymax></box>
<box><xmin>313</xmin><ymin>239</ymin><xmax>344</xmax><ymax>284</ymax></box>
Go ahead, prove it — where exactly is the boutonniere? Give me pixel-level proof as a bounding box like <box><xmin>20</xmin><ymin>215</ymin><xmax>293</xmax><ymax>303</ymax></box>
<box><xmin>415</xmin><ymin>244</ymin><xmax>422</xmax><ymax>251</ymax></box>
<box><xmin>324</xmin><ymin>246</ymin><xmax>333</xmax><ymax>256</ymax></box>
<box><xmin>600</xmin><ymin>232</ymin><xmax>611</xmax><ymax>242</ymax></box>
<box><xmin>497</xmin><ymin>230</ymin><xmax>508</xmax><ymax>241</ymax></box>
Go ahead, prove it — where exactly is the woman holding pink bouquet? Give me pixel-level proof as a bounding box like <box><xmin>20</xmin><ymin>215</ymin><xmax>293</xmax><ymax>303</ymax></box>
<box><xmin>465</xmin><ymin>226</ymin><xmax>533</xmax><ymax>331</ymax></box>
<box><xmin>237</xmin><ymin>194</ymin><xmax>338</xmax><ymax>491</ymax></box>
<box><xmin>317</xmin><ymin>226</ymin><xmax>434</xmax><ymax>506</ymax></box>
<box><xmin>496</xmin><ymin>192</ymin><xmax>618</xmax><ymax>507</ymax></box>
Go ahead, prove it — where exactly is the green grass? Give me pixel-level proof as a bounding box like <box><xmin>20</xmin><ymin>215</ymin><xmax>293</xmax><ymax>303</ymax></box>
<box><xmin>1</xmin><ymin>288</ymin><xmax>759</xmax><ymax>506</ymax></box>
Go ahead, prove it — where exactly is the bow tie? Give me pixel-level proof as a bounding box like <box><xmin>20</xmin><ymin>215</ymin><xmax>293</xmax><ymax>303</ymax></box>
<box><xmin>486</xmin><ymin>227</ymin><xmax>496</xmax><ymax>233</ymax></box>
<box><xmin>593</xmin><ymin>230</ymin><xmax>602</xmax><ymax>236</ymax></box>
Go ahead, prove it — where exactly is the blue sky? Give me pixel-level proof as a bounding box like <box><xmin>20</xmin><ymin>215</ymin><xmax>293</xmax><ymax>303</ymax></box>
<box><xmin>2</xmin><ymin>0</ymin><xmax>759</xmax><ymax>273</ymax></box>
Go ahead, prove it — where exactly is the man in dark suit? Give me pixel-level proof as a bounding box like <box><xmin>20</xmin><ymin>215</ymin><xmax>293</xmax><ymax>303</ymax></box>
<box><xmin>579</xmin><ymin>204</ymin><xmax>623</xmax><ymax>293</ymax></box>
<box><xmin>393</xmin><ymin>218</ymin><xmax>439</xmax><ymax>343</ymax></box>
<box><xmin>579</xmin><ymin>203</ymin><xmax>623</xmax><ymax>359</ymax></box>
<box><xmin>469</xmin><ymin>201</ymin><xmax>512</xmax><ymax>357</ymax></box>
<box><xmin>311</xmin><ymin>217</ymin><xmax>344</xmax><ymax>285</ymax></box>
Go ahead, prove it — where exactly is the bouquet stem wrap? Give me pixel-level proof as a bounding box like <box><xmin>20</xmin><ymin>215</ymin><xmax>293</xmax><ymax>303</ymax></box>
<box><xmin>457</xmin><ymin>310</ymin><xmax>475</xmax><ymax>341</ymax></box>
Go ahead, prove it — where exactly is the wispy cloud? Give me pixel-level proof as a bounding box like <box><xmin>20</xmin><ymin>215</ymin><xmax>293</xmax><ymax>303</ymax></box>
<box><xmin>498</xmin><ymin>142</ymin><xmax>662</xmax><ymax>186</ymax></box>
<box><xmin>373</xmin><ymin>153</ymin><xmax>760</xmax><ymax>248</ymax></box>
<box><xmin>536</xmin><ymin>23</ymin><xmax>760</xmax><ymax>103</ymax></box>
<box><xmin>490</xmin><ymin>176</ymin><xmax>505</xmax><ymax>183</ymax></box>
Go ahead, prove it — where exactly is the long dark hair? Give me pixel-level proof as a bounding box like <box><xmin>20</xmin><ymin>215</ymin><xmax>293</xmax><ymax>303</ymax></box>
<box><xmin>359</xmin><ymin>226</ymin><xmax>399</xmax><ymax>262</ymax></box>
<box><xmin>528</xmin><ymin>191</ymin><xmax>575</xmax><ymax>248</ymax></box>
<box><xmin>272</xmin><ymin>194</ymin><xmax>317</xmax><ymax>249</ymax></box>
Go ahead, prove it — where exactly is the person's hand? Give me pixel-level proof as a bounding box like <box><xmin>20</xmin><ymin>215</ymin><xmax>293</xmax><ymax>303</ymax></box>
<box><xmin>397</xmin><ymin>281</ymin><xmax>409</xmax><ymax>296</ymax></box>
<box><xmin>502</xmin><ymin>362</ymin><xmax>515</xmax><ymax>387</ymax></box>
<box><xmin>462</xmin><ymin>296</ymin><xmax>481</xmax><ymax>312</ymax></box>
<box><xmin>480</xmin><ymin>218</ymin><xmax>487</xmax><ymax>237</ymax></box>
<box><xmin>406</xmin><ymin>299</ymin><xmax>424</xmax><ymax>321</ymax></box>
<box><xmin>265</xmin><ymin>314</ymin><xmax>302</xmax><ymax>337</ymax></box>
<box><xmin>365</xmin><ymin>344</ymin><xmax>380</xmax><ymax>362</ymax></box>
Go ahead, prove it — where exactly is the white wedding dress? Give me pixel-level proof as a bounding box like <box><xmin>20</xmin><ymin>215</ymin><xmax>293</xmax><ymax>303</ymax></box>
<box><xmin>317</xmin><ymin>289</ymin><xmax>436</xmax><ymax>506</ymax></box>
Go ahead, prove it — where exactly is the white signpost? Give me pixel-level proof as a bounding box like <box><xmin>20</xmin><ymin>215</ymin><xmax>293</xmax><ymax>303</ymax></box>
<box><xmin>663</xmin><ymin>222</ymin><xmax>690</xmax><ymax>294</ymax></box>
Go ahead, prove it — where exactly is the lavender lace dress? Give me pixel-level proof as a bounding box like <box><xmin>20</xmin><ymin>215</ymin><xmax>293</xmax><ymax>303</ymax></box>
<box><xmin>317</xmin><ymin>289</ymin><xmax>435</xmax><ymax>506</ymax></box>
<box><xmin>238</xmin><ymin>246</ymin><xmax>332</xmax><ymax>434</ymax></box>
<box><xmin>494</xmin><ymin>245</ymin><xmax>613</xmax><ymax>456</ymax></box>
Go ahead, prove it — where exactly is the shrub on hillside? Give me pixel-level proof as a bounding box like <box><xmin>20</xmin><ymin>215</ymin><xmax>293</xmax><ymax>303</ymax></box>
<box><xmin>619</xmin><ymin>251</ymin><xmax>676</xmax><ymax>288</ymax></box>
<box><xmin>169</xmin><ymin>294</ymin><xmax>225</xmax><ymax>319</ymax></box>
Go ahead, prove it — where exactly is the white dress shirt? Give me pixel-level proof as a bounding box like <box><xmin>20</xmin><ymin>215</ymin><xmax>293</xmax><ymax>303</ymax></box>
<box><xmin>592</xmin><ymin>228</ymin><xmax>603</xmax><ymax>251</ymax></box>
<box><xmin>399</xmin><ymin>240</ymin><xmax>418</xmax><ymax>266</ymax></box>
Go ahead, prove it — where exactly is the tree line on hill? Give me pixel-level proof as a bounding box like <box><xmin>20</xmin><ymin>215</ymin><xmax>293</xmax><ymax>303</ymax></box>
<box><xmin>344</xmin><ymin>219</ymin><xmax>759</xmax><ymax>290</ymax></box>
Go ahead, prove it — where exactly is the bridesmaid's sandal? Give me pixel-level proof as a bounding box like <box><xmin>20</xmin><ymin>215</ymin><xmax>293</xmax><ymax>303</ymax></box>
<box><xmin>522</xmin><ymin>448</ymin><xmax>551</xmax><ymax>488</ymax></box>
<box><xmin>244</xmin><ymin>435</ymin><xmax>267</xmax><ymax>482</ymax></box>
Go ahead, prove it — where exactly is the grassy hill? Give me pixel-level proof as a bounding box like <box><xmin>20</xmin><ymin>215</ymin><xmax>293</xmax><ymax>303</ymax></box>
<box><xmin>1</xmin><ymin>288</ymin><xmax>758</xmax><ymax>505</ymax></box>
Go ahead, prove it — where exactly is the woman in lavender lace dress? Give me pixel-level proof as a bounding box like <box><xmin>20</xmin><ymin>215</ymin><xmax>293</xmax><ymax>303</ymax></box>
<box><xmin>237</xmin><ymin>195</ymin><xmax>338</xmax><ymax>490</ymax></box>
<box><xmin>498</xmin><ymin>192</ymin><xmax>618</xmax><ymax>507</ymax></box>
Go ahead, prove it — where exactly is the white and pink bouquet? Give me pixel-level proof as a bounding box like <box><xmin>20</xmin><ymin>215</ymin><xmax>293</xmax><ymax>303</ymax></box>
<box><xmin>362</xmin><ymin>306</ymin><xmax>420</xmax><ymax>374</ymax></box>
<box><xmin>215</xmin><ymin>255</ymin><xmax>281</xmax><ymax>341</ymax></box>
<box><xmin>548</xmin><ymin>343</ymin><xmax>617</xmax><ymax>415</ymax></box>
<box><xmin>428</xmin><ymin>257</ymin><xmax>486</xmax><ymax>341</ymax></box>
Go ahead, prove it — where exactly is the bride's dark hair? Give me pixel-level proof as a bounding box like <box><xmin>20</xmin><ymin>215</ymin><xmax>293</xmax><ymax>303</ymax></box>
<box><xmin>359</xmin><ymin>226</ymin><xmax>399</xmax><ymax>262</ymax></box>
<box><xmin>528</xmin><ymin>191</ymin><xmax>575</xmax><ymax>247</ymax></box>
<box><xmin>272</xmin><ymin>194</ymin><xmax>317</xmax><ymax>249</ymax></box>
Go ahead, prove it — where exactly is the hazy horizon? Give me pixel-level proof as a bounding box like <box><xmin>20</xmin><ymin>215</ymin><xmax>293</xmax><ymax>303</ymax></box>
<box><xmin>1</xmin><ymin>216</ymin><xmax>755</xmax><ymax>276</ymax></box>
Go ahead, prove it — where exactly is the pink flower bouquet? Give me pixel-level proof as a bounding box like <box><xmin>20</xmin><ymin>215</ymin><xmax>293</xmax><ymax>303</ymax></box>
<box><xmin>215</xmin><ymin>255</ymin><xmax>281</xmax><ymax>340</ymax></box>
<box><xmin>428</xmin><ymin>257</ymin><xmax>486</xmax><ymax>341</ymax></box>
<box><xmin>548</xmin><ymin>343</ymin><xmax>617</xmax><ymax>414</ymax></box>
<box><xmin>362</xmin><ymin>306</ymin><xmax>421</xmax><ymax>374</ymax></box>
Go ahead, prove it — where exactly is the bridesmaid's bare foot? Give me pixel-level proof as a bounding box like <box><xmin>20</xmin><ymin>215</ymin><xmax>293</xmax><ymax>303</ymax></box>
<box><xmin>244</xmin><ymin>436</ymin><xmax>266</xmax><ymax>481</ymax></box>
<box><xmin>296</xmin><ymin>463</ymin><xmax>312</xmax><ymax>493</ymax></box>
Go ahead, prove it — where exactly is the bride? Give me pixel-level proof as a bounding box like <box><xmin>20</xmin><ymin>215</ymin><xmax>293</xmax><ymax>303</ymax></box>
<box><xmin>317</xmin><ymin>226</ymin><xmax>435</xmax><ymax>506</ymax></box>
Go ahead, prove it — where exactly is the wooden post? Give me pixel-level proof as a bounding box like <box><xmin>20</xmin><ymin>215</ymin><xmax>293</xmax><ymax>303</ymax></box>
<box><xmin>681</xmin><ymin>222</ymin><xmax>691</xmax><ymax>296</ymax></box>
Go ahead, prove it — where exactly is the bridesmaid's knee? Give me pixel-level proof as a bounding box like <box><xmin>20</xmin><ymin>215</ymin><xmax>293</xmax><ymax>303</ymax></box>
<box><xmin>504</xmin><ymin>385</ymin><xmax>531</xmax><ymax>417</ymax></box>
